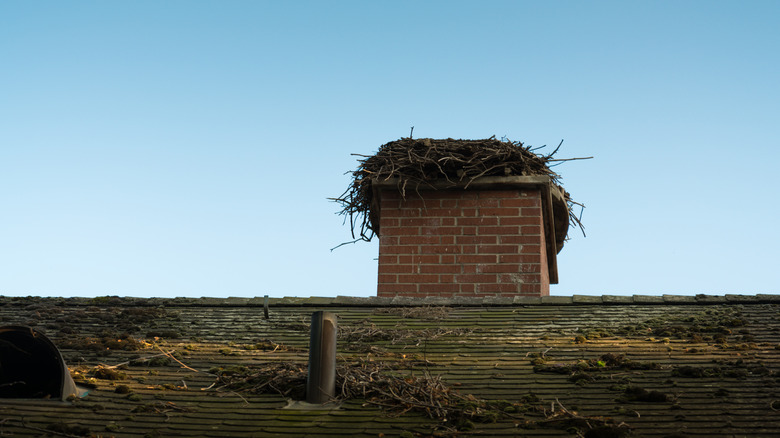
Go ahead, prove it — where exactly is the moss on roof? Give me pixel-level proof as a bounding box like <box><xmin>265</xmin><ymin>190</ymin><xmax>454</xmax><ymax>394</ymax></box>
<box><xmin>1</xmin><ymin>295</ymin><xmax>779</xmax><ymax>437</ymax></box>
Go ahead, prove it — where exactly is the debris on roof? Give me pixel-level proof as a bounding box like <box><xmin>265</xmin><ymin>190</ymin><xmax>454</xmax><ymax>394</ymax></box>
<box><xmin>0</xmin><ymin>295</ymin><xmax>778</xmax><ymax>437</ymax></box>
<box><xmin>332</xmin><ymin>137</ymin><xmax>588</xmax><ymax>242</ymax></box>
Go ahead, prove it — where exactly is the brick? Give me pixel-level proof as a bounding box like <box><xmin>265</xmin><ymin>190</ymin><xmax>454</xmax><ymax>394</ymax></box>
<box><xmin>419</xmin><ymin>283</ymin><xmax>460</xmax><ymax>293</ymax></box>
<box><xmin>460</xmin><ymin>199</ymin><xmax>500</xmax><ymax>208</ymax></box>
<box><xmin>378</xmin><ymin>283</ymin><xmax>416</xmax><ymax>294</ymax></box>
<box><xmin>520</xmin><ymin>283</ymin><xmax>541</xmax><ymax>293</ymax></box>
<box><xmin>380</xmin><ymin>245</ymin><xmax>419</xmax><ymax>255</ymax></box>
<box><xmin>463</xmin><ymin>245</ymin><xmax>479</xmax><ymax>254</ymax></box>
<box><xmin>458</xmin><ymin>199</ymin><xmax>479</xmax><ymax>208</ymax></box>
<box><xmin>400</xmin><ymin>217</ymin><xmax>441</xmax><ymax>227</ymax></box>
<box><xmin>421</xmin><ymin>226</ymin><xmax>461</xmax><ymax>235</ymax></box>
<box><xmin>501</xmin><ymin>198</ymin><xmax>539</xmax><ymax>208</ymax></box>
<box><xmin>399</xmin><ymin>235</ymin><xmax>439</xmax><ymax>245</ymax></box>
<box><xmin>499</xmin><ymin>273</ymin><xmax>540</xmax><ymax>284</ymax></box>
<box><xmin>379</xmin><ymin>235</ymin><xmax>400</xmax><ymax>245</ymax></box>
<box><xmin>521</xmin><ymin>207</ymin><xmax>542</xmax><ymax>217</ymax></box>
<box><xmin>458</xmin><ymin>217</ymin><xmax>499</xmax><ymax>226</ymax></box>
<box><xmin>420</xmin><ymin>245</ymin><xmax>461</xmax><ymax>254</ymax></box>
<box><xmin>380</xmin><ymin>198</ymin><xmax>402</xmax><ymax>209</ymax></box>
<box><xmin>380</xmin><ymin>218</ymin><xmax>399</xmax><ymax>228</ymax></box>
<box><xmin>477</xmin><ymin>245</ymin><xmax>518</xmax><ymax>254</ymax></box>
<box><xmin>419</xmin><ymin>264</ymin><xmax>462</xmax><ymax>274</ymax></box>
<box><xmin>459</xmin><ymin>283</ymin><xmax>475</xmax><ymax>293</ymax></box>
<box><xmin>499</xmin><ymin>235</ymin><xmax>538</xmax><ymax>245</ymax></box>
<box><xmin>499</xmin><ymin>254</ymin><xmax>541</xmax><ymax>263</ymax></box>
<box><xmin>461</xmin><ymin>264</ymin><xmax>478</xmax><ymax>274</ymax></box>
<box><xmin>381</xmin><ymin>227</ymin><xmax>421</xmax><ymax>236</ymax></box>
<box><xmin>500</xmin><ymin>217</ymin><xmax>539</xmax><ymax>227</ymax></box>
<box><xmin>440</xmin><ymin>255</ymin><xmax>456</xmax><ymax>264</ymax></box>
<box><xmin>377</xmin><ymin>274</ymin><xmax>397</xmax><ymax>284</ymax></box>
<box><xmin>376</xmin><ymin>186</ymin><xmax>552</xmax><ymax>298</ymax></box>
<box><xmin>456</xmin><ymin>274</ymin><xmax>496</xmax><ymax>283</ymax></box>
<box><xmin>439</xmin><ymin>274</ymin><xmax>456</xmax><ymax>283</ymax></box>
<box><xmin>456</xmin><ymin>235</ymin><xmax>497</xmax><ymax>245</ymax></box>
<box><xmin>479</xmin><ymin>207</ymin><xmax>520</xmax><ymax>217</ymax></box>
<box><xmin>519</xmin><ymin>244</ymin><xmax>542</xmax><ymax>254</ymax></box>
<box><xmin>398</xmin><ymin>274</ymin><xmax>439</xmax><ymax>283</ymax></box>
<box><xmin>478</xmin><ymin>226</ymin><xmax>520</xmax><ymax>235</ymax></box>
<box><xmin>478</xmin><ymin>283</ymin><xmax>521</xmax><ymax>293</ymax></box>
<box><xmin>461</xmin><ymin>226</ymin><xmax>477</xmax><ymax>235</ymax></box>
<box><xmin>386</xmin><ymin>207</ymin><xmax>428</xmax><ymax>218</ymax></box>
<box><xmin>440</xmin><ymin>199</ymin><xmax>458</xmax><ymax>208</ymax></box>
<box><xmin>479</xmin><ymin>264</ymin><xmax>522</xmax><ymax>273</ymax></box>
<box><xmin>520</xmin><ymin>263</ymin><xmax>542</xmax><ymax>273</ymax></box>
<box><xmin>424</xmin><ymin>208</ymin><xmax>462</xmax><ymax>217</ymax></box>
<box><xmin>458</xmin><ymin>255</ymin><xmax>497</xmax><ymax>264</ymax></box>
<box><xmin>377</xmin><ymin>255</ymin><xmax>397</xmax><ymax>264</ymax></box>
<box><xmin>399</xmin><ymin>255</ymin><xmax>439</xmax><ymax>264</ymax></box>
<box><xmin>520</xmin><ymin>225</ymin><xmax>542</xmax><ymax>234</ymax></box>
<box><xmin>508</xmin><ymin>216</ymin><xmax>541</xmax><ymax>226</ymax></box>
<box><xmin>378</xmin><ymin>264</ymin><xmax>414</xmax><ymax>274</ymax></box>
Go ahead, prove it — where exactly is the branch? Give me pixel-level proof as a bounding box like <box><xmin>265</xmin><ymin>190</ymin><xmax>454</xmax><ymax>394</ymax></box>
<box><xmin>330</xmin><ymin>239</ymin><xmax>362</xmax><ymax>252</ymax></box>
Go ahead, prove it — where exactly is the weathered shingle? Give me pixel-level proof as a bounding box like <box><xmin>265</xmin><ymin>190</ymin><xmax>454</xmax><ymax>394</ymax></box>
<box><xmin>0</xmin><ymin>295</ymin><xmax>778</xmax><ymax>437</ymax></box>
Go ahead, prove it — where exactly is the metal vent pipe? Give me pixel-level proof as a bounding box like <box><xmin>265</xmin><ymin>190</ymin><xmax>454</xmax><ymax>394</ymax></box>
<box><xmin>306</xmin><ymin>311</ymin><xmax>337</xmax><ymax>404</ymax></box>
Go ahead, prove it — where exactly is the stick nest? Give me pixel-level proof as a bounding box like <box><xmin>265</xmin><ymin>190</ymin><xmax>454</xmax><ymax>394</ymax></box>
<box><xmin>332</xmin><ymin>137</ymin><xmax>585</xmax><ymax>242</ymax></box>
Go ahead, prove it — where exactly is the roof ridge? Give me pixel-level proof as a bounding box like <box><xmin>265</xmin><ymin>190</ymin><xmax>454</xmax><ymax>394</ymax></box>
<box><xmin>1</xmin><ymin>294</ymin><xmax>778</xmax><ymax>307</ymax></box>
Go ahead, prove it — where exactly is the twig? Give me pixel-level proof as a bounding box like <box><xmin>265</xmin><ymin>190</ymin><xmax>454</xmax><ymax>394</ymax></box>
<box><xmin>154</xmin><ymin>344</ymin><xmax>213</xmax><ymax>375</ymax></box>
<box><xmin>555</xmin><ymin>398</ymin><xmax>572</xmax><ymax>414</ymax></box>
<box><xmin>330</xmin><ymin>239</ymin><xmax>361</xmax><ymax>252</ymax></box>
<box><xmin>548</xmin><ymin>156</ymin><xmax>594</xmax><ymax>162</ymax></box>
<box><xmin>546</xmin><ymin>139</ymin><xmax>564</xmax><ymax>158</ymax></box>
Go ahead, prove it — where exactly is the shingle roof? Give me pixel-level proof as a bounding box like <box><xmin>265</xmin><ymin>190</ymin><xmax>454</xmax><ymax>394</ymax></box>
<box><xmin>1</xmin><ymin>295</ymin><xmax>779</xmax><ymax>437</ymax></box>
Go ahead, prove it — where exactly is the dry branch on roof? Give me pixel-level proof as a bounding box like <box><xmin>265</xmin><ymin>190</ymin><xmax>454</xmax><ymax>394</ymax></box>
<box><xmin>338</xmin><ymin>324</ymin><xmax>472</xmax><ymax>345</ymax></box>
<box><xmin>214</xmin><ymin>359</ymin><xmax>628</xmax><ymax>435</ymax></box>
<box><xmin>332</xmin><ymin>137</ymin><xmax>587</xmax><ymax>242</ymax></box>
<box><xmin>373</xmin><ymin>306</ymin><xmax>452</xmax><ymax>320</ymax></box>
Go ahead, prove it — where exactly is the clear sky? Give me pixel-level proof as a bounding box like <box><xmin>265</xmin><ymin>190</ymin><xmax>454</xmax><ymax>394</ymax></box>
<box><xmin>2</xmin><ymin>1</ymin><xmax>778</xmax><ymax>298</ymax></box>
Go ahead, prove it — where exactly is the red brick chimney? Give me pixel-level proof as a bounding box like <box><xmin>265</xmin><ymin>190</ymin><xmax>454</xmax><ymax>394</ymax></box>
<box><xmin>374</xmin><ymin>176</ymin><xmax>567</xmax><ymax>298</ymax></box>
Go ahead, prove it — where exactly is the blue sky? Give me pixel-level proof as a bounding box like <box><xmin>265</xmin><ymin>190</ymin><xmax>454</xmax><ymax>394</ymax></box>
<box><xmin>1</xmin><ymin>1</ymin><xmax>778</xmax><ymax>297</ymax></box>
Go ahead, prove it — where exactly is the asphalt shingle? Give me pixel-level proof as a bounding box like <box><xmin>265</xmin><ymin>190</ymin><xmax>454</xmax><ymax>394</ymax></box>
<box><xmin>0</xmin><ymin>295</ymin><xmax>778</xmax><ymax>437</ymax></box>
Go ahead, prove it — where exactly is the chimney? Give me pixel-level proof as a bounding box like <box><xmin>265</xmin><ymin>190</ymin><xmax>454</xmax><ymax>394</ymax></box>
<box><xmin>374</xmin><ymin>176</ymin><xmax>567</xmax><ymax>298</ymax></box>
<box><xmin>333</xmin><ymin>137</ymin><xmax>579</xmax><ymax>299</ymax></box>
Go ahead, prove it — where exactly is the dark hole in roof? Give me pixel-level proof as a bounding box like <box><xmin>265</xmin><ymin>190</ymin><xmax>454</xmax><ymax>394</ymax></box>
<box><xmin>0</xmin><ymin>325</ymin><xmax>79</xmax><ymax>400</ymax></box>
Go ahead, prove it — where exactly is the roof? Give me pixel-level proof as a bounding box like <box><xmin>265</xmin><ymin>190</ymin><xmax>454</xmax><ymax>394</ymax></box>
<box><xmin>1</xmin><ymin>294</ymin><xmax>779</xmax><ymax>437</ymax></box>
